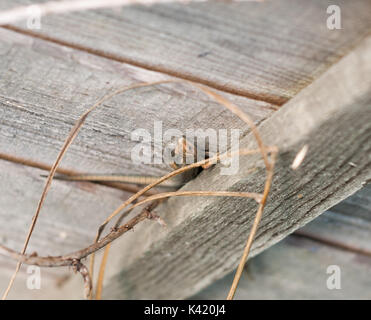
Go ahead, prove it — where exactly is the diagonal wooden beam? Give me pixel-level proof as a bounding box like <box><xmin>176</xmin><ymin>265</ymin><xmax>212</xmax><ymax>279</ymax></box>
<box><xmin>103</xmin><ymin>35</ymin><xmax>371</xmax><ymax>299</ymax></box>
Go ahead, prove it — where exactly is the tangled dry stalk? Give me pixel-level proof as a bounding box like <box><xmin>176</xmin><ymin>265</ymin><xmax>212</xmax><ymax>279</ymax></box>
<box><xmin>0</xmin><ymin>79</ymin><xmax>277</xmax><ymax>300</ymax></box>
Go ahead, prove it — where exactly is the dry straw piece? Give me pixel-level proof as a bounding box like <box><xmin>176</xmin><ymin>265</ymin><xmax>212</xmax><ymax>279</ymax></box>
<box><xmin>0</xmin><ymin>79</ymin><xmax>277</xmax><ymax>300</ymax></box>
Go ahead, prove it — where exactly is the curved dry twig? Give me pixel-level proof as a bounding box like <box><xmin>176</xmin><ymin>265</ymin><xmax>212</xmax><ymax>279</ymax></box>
<box><xmin>87</xmin><ymin>147</ymin><xmax>269</xmax><ymax>282</ymax></box>
<box><xmin>191</xmin><ymin>83</ymin><xmax>271</xmax><ymax>171</ymax></box>
<box><xmin>94</xmin><ymin>242</ymin><xmax>111</xmax><ymax>300</ymax></box>
<box><xmin>0</xmin><ymin>202</ymin><xmax>159</xmax><ymax>267</ymax></box>
<box><xmin>2</xmin><ymin>79</ymin><xmax>276</xmax><ymax>300</ymax></box>
<box><xmin>1</xmin><ymin>80</ymin><xmax>178</xmax><ymax>299</ymax></box>
<box><xmin>0</xmin><ymin>189</ymin><xmax>262</xmax><ymax>266</ymax></box>
<box><xmin>88</xmin><ymin>82</ymin><xmax>273</xmax><ymax>289</ymax></box>
<box><xmin>94</xmin><ymin>147</ymin><xmax>269</xmax><ymax>240</ymax></box>
<box><xmin>226</xmin><ymin>149</ymin><xmax>277</xmax><ymax>299</ymax></box>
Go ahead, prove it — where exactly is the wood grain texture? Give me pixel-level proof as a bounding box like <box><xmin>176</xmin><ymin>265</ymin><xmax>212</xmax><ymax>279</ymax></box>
<box><xmin>0</xmin><ymin>27</ymin><xmax>273</xmax><ymax>179</ymax></box>
<box><xmin>0</xmin><ymin>1</ymin><xmax>370</xmax><ymax>300</ymax></box>
<box><xmin>0</xmin><ymin>26</ymin><xmax>272</xmax><ymax>297</ymax></box>
<box><xmin>1</xmin><ymin>0</ymin><xmax>371</xmax><ymax>104</ymax></box>
<box><xmin>1</xmin><ymin>186</ymin><xmax>369</xmax><ymax>299</ymax></box>
<box><xmin>192</xmin><ymin>186</ymin><xmax>371</xmax><ymax>299</ymax></box>
<box><xmin>0</xmin><ymin>156</ymin><xmax>129</xmax><ymax>299</ymax></box>
<box><xmin>103</xmin><ymin>36</ymin><xmax>371</xmax><ymax>299</ymax></box>
<box><xmin>0</xmin><ymin>159</ymin><xmax>129</xmax><ymax>264</ymax></box>
<box><xmin>297</xmin><ymin>185</ymin><xmax>371</xmax><ymax>254</ymax></box>
<box><xmin>192</xmin><ymin>235</ymin><xmax>371</xmax><ymax>299</ymax></box>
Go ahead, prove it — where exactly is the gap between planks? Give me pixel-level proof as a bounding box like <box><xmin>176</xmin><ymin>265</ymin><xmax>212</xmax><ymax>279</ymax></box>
<box><xmin>0</xmin><ymin>24</ymin><xmax>283</xmax><ymax>107</ymax></box>
<box><xmin>293</xmin><ymin>232</ymin><xmax>371</xmax><ymax>257</ymax></box>
<box><xmin>3</xmin><ymin>151</ymin><xmax>370</xmax><ymax>259</ymax></box>
<box><xmin>0</xmin><ymin>152</ymin><xmax>154</xmax><ymax>194</ymax></box>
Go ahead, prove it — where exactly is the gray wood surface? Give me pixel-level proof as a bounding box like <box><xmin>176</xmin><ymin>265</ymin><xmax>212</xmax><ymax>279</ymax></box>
<box><xmin>0</xmin><ymin>157</ymin><xmax>136</xmax><ymax>299</ymax></box>
<box><xmin>193</xmin><ymin>186</ymin><xmax>371</xmax><ymax>299</ymax></box>
<box><xmin>0</xmin><ymin>0</ymin><xmax>370</xmax><ymax>300</ymax></box>
<box><xmin>0</xmin><ymin>26</ymin><xmax>272</xmax><ymax>298</ymax></box>
<box><xmin>0</xmin><ymin>28</ymin><xmax>273</xmax><ymax>178</ymax></box>
<box><xmin>0</xmin><ymin>159</ymin><xmax>130</xmax><ymax>261</ymax></box>
<box><xmin>1</xmin><ymin>0</ymin><xmax>371</xmax><ymax>104</ymax></box>
<box><xmin>153</xmin><ymin>185</ymin><xmax>371</xmax><ymax>299</ymax></box>
<box><xmin>192</xmin><ymin>235</ymin><xmax>371</xmax><ymax>299</ymax></box>
<box><xmin>1</xmin><ymin>185</ymin><xmax>368</xmax><ymax>299</ymax></box>
<box><xmin>0</xmin><ymin>157</ymin><xmax>131</xmax><ymax>300</ymax></box>
<box><xmin>297</xmin><ymin>185</ymin><xmax>371</xmax><ymax>254</ymax></box>
<box><xmin>103</xmin><ymin>36</ymin><xmax>371</xmax><ymax>299</ymax></box>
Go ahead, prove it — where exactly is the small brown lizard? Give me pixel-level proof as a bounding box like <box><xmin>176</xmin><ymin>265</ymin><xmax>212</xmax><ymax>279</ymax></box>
<box><xmin>54</xmin><ymin>137</ymin><xmax>208</xmax><ymax>190</ymax></box>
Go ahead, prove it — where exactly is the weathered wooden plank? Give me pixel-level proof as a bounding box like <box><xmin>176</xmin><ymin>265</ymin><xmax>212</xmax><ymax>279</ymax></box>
<box><xmin>0</xmin><ymin>159</ymin><xmax>120</xmax><ymax>300</ymax></box>
<box><xmin>0</xmin><ymin>26</ymin><xmax>273</xmax><ymax>298</ymax></box>
<box><xmin>0</xmin><ymin>1</ymin><xmax>369</xmax><ymax>300</ymax></box>
<box><xmin>192</xmin><ymin>187</ymin><xmax>371</xmax><ymax>299</ymax></box>
<box><xmin>0</xmin><ymin>158</ymin><xmax>131</xmax><ymax>299</ymax></box>
<box><xmin>0</xmin><ymin>159</ymin><xmax>129</xmax><ymax>259</ymax></box>
<box><xmin>0</xmin><ymin>27</ymin><xmax>274</xmax><ymax>178</ymax></box>
<box><xmin>297</xmin><ymin>185</ymin><xmax>371</xmax><ymax>254</ymax></box>
<box><xmin>102</xmin><ymin>35</ymin><xmax>371</xmax><ymax>299</ymax></box>
<box><xmin>1</xmin><ymin>185</ymin><xmax>369</xmax><ymax>299</ymax></box>
<box><xmin>1</xmin><ymin>0</ymin><xmax>371</xmax><ymax>104</ymax></box>
<box><xmin>192</xmin><ymin>235</ymin><xmax>371</xmax><ymax>299</ymax></box>
<box><xmin>0</xmin><ymin>264</ymin><xmax>83</xmax><ymax>299</ymax></box>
